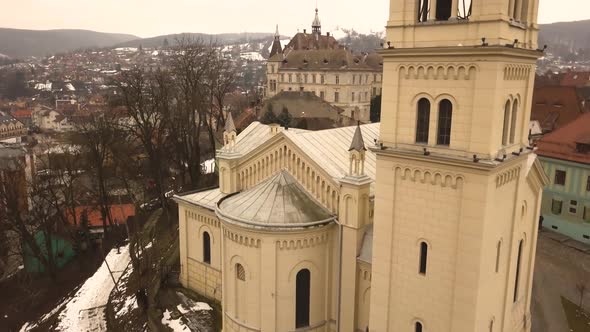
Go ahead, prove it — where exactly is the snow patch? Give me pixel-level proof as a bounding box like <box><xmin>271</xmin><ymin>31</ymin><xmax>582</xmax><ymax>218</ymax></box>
<box><xmin>161</xmin><ymin>310</ymin><xmax>190</xmax><ymax>332</ymax></box>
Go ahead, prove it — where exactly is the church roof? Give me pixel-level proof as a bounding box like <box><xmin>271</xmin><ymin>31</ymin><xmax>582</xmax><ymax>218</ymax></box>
<box><xmin>273</xmin><ymin>48</ymin><xmax>382</xmax><ymax>72</ymax></box>
<box><xmin>217</xmin><ymin>171</ymin><xmax>335</xmax><ymax>229</ymax></box>
<box><xmin>175</xmin><ymin>187</ymin><xmax>225</xmax><ymax>211</ymax></box>
<box><xmin>349</xmin><ymin>124</ymin><xmax>366</xmax><ymax>152</ymax></box>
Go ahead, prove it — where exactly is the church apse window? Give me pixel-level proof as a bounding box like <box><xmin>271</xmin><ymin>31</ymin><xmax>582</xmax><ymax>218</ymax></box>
<box><xmin>415</xmin><ymin>321</ymin><xmax>423</xmax><ymax>332</ymax></box>
<box><xmin>436</xmin><ymin>99</ymin><xmax>453</xmax><ymax>146</ymax></box>
<box><xmin>203</xmin><ymin>232</ymin><xmax>211</xmax><ymax>264</ymax></box>
<box><xmin>296</xmin><ymin>269</ymin><xmax>311</xmax><ymax>328</ymax></box>
<box><xmin>415</xmin><ymin>98</ymin><xmax>431</xmax><ymax>144</ymax></box>
<box><xmin>236</xmin><ymin>263</ymin><xmax>245</xmax><ymax>281</ymax></box>
<box><xmin>419</xmin><ymin>242</ymin><xmax>428</xmax><ymax>274</ymax></box>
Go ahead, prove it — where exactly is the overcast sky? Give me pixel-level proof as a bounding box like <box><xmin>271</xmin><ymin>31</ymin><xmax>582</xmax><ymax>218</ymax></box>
<box><xmin>1</xmin><ymin>0</ymin><xmax>588</xmax><ymax>38</ymax></box>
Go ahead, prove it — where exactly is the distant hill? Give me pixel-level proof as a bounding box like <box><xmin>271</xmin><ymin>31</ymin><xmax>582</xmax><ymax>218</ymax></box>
<box><xmin>539</xmin><ymin>20</ymin><xmax>590</xmax><ymax>61</ymax></box>
<box><xmin>115</xmin><ymin>32</ymin><xmax>274</xmax><ymax>49</ymax></box>
<box><xmin>0</xmin><ymin>28</ymin><xmax>138</xmax><ymax>58</ymax></box>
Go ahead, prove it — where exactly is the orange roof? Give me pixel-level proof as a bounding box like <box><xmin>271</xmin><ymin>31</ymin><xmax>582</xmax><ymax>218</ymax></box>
<box><xmin>12</xmin><ymin>109</ymin><xmax>32</xmax><ymax>118</ymax></box>
<box><xmin>531</xmin><ymin>86</ymin><xmax>585</xmax><ymax>132</ymax></box>
<box><xmin>68</xmin><ymin>204</ymin><xmax>135</xmax><ymax>228</ymax></box>
<box><xmin>536</xmin><ymin>113</ymin><xmax>590</xmax><ymax>164</ymax></box>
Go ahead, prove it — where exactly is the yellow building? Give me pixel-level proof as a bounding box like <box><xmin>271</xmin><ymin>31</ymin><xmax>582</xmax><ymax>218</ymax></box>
<box><xmin>265</xmin><ymin>9</ymin><xmax>383</xmax><ymax>123</ymax></box>
<box><xmin>175</xmin><ymin>0</ymin><xmax>548</xmax><ymax>331</ymax></box>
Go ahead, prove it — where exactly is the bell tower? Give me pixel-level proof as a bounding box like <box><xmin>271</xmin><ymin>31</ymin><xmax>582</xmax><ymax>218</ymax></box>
<box><xmin>369</xmin><ymin>0</ymin><xmax>547</xmax><ymax>331</ymax></box>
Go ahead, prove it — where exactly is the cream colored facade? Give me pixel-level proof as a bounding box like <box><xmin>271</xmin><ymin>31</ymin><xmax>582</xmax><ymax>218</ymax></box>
<box><xmin>266</xmin><ymin>67</ymin><xmax>383</xmax><ymax>123</ymax></box>
<box><xmin>176</xmin><ymin>0</ymin><xmax>548</xmax><ymax>331</ymax></box>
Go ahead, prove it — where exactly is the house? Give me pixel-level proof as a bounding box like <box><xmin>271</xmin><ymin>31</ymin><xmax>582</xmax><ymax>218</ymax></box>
<box><xmin>560</xmin><ymin>71</ymin><xmax>590</xmax><ymax>87</ymax></box>
<box><xmin>537</xmin><ymin>113</ymin><xmax>590</xmax><ymax>244</ymax></box>
<box><xmin>0</xmin><ymin>113</ymin><xmax>27</xmax><ymax>142</ymax></box>
<box><xmin>68</xmin><ymin>204</ymin><xmax>135</xmax><ymax>236</ymax></box>
<box><xmin>32</xmin><ymin>106</ymin><xmax>73</xmax><ymax>132</ymax></box>
<box><xmin>11</xmin><ymin>109</ymin><xmax>33</xmax><ymax>128</ymax></box>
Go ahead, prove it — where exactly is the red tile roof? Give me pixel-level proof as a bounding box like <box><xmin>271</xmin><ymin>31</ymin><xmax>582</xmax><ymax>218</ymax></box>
<box><xmin>68</xmin><ymin>204</ymin><xmax>135</xmax><ymax>228</ymax></box>
<box><xmin>561</xmin><ymin>72</ymin><xmax>590</xmax><ymax>87</ymax></box>
<box><xmin>531</xmin><ymin>86</ymin><xmax>586</xmax><ymax>132</ymax></box>
<box><xmin>12</xmin><ymin>109</ymin><xmax>32</xmax><ymax>118</ymax></box>
<box><xmin>536</xmin><ymin>113</ymin><xmax>590</xmax><ymax>164</ymax></box>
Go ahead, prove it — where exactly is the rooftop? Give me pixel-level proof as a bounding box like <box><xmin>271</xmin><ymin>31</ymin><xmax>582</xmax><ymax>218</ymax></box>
<box><xmin>536</xmin><ymin>112</ymin><xmax>590</xmax><ymax>164</ymax></box>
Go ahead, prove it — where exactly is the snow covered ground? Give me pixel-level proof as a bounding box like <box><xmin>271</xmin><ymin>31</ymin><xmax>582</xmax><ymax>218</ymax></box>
<box><xmin>20</xmin><ymin>245</ymin><xmax>130</xmax><ymax>332</ymax></box>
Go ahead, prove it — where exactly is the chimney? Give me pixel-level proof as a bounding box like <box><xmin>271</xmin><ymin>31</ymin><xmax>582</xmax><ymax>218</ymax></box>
<box><xmin>304</xmin><ymin>29</ymin><xmax>307</xmax><ymax>34</ymax></box>
<box><xmin>327</xmin><ymin>32</ymin><xmax>330</xmax><ymax>37</ymax></box>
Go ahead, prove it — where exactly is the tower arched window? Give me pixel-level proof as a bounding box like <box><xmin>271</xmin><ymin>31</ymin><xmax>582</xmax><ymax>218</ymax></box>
<box><xmin>296</xmin><ymin>269</ymin><xmax>311</xmax><ymax>328</ymax></box>
<box><xmin>437</xmin><ymin>99</ymin><xmax>453</xmax><ymax>146</ymax></box>
<box><xmin>419</xmin><ymin>242</ymin><xmax>428</xmax><ymax>275</ymax></box>
<box><xmin>502</xmin><ymin>101</ymin><xmax>511</xmax><ymax>146</ymax></box>
<box><xmin>203</xmin><ymin>232</ymin><xmax>211</xmax><ymax>264</ymax></box>
<box><xmin>416</xmin><ymin>98</ymin><xmax>431</xmax><ymax>144</ymax></box>
<box><xmin>513</xmin><ymin>240</ymin><xmax>524</xmax><ymax>302</ymax></box>
<box><xmin>415</xmin><ymin>321</ymin><xmax>423</xmax><ymax>332</ymax></box>
<box><xmin>495</xmin><ymin>240</ymin><xmax>502</xmax><ymax>273</ymax></box>
<box><xmin>436</xmin><ymin>0</ymin><xmax>452</xmax><ymax>21</ymax></box>
<box><xmin>510</xmin><ymin>100</ymin><xmax>518</xmax><ymax>144</ymax></box>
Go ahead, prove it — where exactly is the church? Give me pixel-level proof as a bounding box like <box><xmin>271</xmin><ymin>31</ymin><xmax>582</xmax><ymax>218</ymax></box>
<box><xmin>174</xmin><ymin>0</ymin><xmax>548</xmax><ymax>331</ymax></box>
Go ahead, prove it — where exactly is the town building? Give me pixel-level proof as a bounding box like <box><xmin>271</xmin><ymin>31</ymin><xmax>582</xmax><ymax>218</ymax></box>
<box><xmin>536</xmin><ymin>113</ymin><xmax>590</xmax><ymax>244</ymax></box>
<box><xmin>530</xmin><ymin>86</ymin><xmax>589</xmax><ymax>134</ymax></box>
<box><xmin>0</xmin><ymin>113</ymin><xmax>27</xmax><ymax>143</ymax></box>
<box><xmin>265</xmin><ymin>9</ymin><xmax>383</xmax><ymax>123</ymax></box>
<box><xmin>175</xmin><ymin>0</ymin><xmax>548</xmax><ymax>331</ymax></box>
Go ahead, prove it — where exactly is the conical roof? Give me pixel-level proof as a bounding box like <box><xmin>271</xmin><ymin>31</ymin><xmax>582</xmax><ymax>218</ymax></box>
<box><xmin>225</xmin><ymin>112</ymin><xmax>236</xmax><ymax>133</ymax></box>
<box><xmin>312</xmin><ymin>8</ymin><xmax>321</xmax><ymax>31</ymax></box>
<box><xmin>217</xmin><ymin>171</ymin><xmax>334</xmax><ymax>229</ymax></box>
<box><xmin>349</xmin><ymin>123</ymin><xmax>366</xmax><ymax>152</ymax></box>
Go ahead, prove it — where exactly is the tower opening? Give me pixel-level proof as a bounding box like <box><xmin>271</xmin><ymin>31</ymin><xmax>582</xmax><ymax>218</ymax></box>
<box><xmin>436</xmin><ymin>0</ymin><xmax>452</xmax><ymax>21</ymax></box>
<box><xmin>416</xmin><ymin>98</ymin><xmax>431</xmax><ymax>144</ymax></box>
<box><xmin>296</xmin><ymin>269</ymin><xmax>311</xmax><ymax>328</ymax></box>
<box><xmin>437</xmin><ymin>100</ymin><xmax>453</xmax><ymax>146</ymax></box>
<box><xmin>419</xmin><ymin>242</ymin><xmax>428</xmax><ymax>274</ymax></box>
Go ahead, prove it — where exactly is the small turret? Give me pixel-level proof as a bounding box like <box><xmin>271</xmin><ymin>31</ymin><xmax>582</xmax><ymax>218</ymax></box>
<box><xmin>224</xmin><ymin>112</ymin><xmax>237</xmax><ymax>151</ymax></box>
<box><xmin>312</xmin><ymin>7</ymin><xmax>321</xmax><ymax>35</ymax></box>
<box><xmin>348</xmin><ymin>123</ymin><xmax>366</xmax><ymax>176</ymax></box>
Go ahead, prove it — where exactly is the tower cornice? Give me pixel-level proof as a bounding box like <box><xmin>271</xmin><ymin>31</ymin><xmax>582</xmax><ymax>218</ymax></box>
<box><xmin>377</xmin><ymin>45</ymin><xmax>542</xmax><ymax>60</ymax></box>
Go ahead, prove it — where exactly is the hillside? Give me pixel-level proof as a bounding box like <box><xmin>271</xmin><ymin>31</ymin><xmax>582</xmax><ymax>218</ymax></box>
<box><xmin>540</xmin><ymin>20</ymin><xmax>590</xmax><ymax>50</ymax></box>
<box><xmin>115</xmin><ymin>32</ymin><xmax>273</xmax><ymax>49</ymax></box>
<box><xmin>0</xmin><ymin>28</ymin><xmax>138</xmax><ymax>58</ymax></box>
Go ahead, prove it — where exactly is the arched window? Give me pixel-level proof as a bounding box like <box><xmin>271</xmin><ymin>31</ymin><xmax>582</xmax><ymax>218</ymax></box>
<box><xmin>513</xmin><ymin>240</ymin><xmax>524</xmax><ymax>302</ymax></box>
<box><xmin>236</xmin><ymin>263</ymin><xmax>245</xmax><ymax>281</ymax></box>
<box><xmin>416</xmin><ymin>98</ymin><xmax>431</xmax><ymax>144</ymax></box>
<box><xmin>418</xmin><ymin>0</ymin><xmax>429</xmax><ymax>22</ymax></box>
<box><xmin>502</xmin><ymin>101</ymin><xmax>511</xmax><ymax>146</ymax></box>
<box><xmin>415</xmin><ymin>321</ymin><xmax>423</xmax><ymax>332</ymax></box>
<box><xmin>495</xmin><ymin>241</ymin><xmax>502</xmax><ymax>273</ymax></box>
<box><xmin>419</xmin><ymin>242</ymin><xmax>428</xmax><ymax>275</ymax></box>
<box><xmin>510</xmin><ymin>100</ymin><xmax>518</xmax><ymax>144</ymax></box>
<box><xmin>437</xmin><ymin>100</ymin><xmax>453</xmax><ymax>146</ymax></box>
<box><xmin>296</xmin><ymin>269</ymin><xmax>311</xmax><ymax>328</ymax></box>
<box><xmin>203</xmin><ymin>232</ymin><xmax>211</xmax><ymax>264</ymax></box>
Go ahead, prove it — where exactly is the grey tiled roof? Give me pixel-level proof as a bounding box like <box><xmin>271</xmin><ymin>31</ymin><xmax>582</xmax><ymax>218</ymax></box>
<box><xmin>217</xmin><ymin>171</ymin><xmax>334</xmax><ymax>229</ymax></box>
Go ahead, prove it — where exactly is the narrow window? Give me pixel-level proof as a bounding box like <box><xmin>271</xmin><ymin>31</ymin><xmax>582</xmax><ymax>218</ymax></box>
<box><xmin>437</xmin><ymin>99</ymin><xmax>453</xmax><ymax>146</ymax></box>
<box><xmin>321</xmin><ymin>75</ymin><xmax>325</xmax><ymax>84</ymax></box>
<box><xmin>335</xmin><ymin>92</ymin><xmax>340</xmax><ymax>103</ymax></box>
<box><xmin>554</xmin><ymin>170</ymin><xmax>566</xmax><ymax>185</ymax></box>
<box><xmin>495</xmin><ymin>241</ymin><xmax>502</xmax><ymax>273</ymax></box>
<box><xmin>502</xmin><ymin>101</ymin><xmax>511</xmax><ymax>146</ymax></box>
<box><xmin>353</xmin><ymin>75</ymin><xmax>356</xmax><ymax>84</ymax></box>
<box><xmin>203</xmin><ymin>232</ymin><xmax>211</xmax><ymax>264</ymax></box>
<box><xmin>489</xmin><ymin>319</ymin><xmax>494</xmax><ymax>332</ymax></box>
<box><xmin>510</xmin><ymin>100</ymin><xmax>518</xmax><ymax>144</ymax></box>
<box><xmin>320</xmin><ymin>91</ymin><xmax>325</xmax><ymax>100</ymax></box>
<box><xmin>336</xmin><ymin>75</ymin><xmax>340</xmax><ymax>85</ymax></box>
<box><xmin>296</xmin><ymin>269</ymin><xmax>311</xmax><ymax>328</ymax></box>
<box><xmin>288</xmin><ymin>74</ymin><xmax>292</xmax><ymax>83</ymax></box>
<box><xmin>312</xmin><ymin>74</ymin><xmax>316</xmax><ymax>84</ymax></box>
<box><xmin>513</xmin><ymin>240</ymin><xmax>523</xmax><ymax>302</ymax></box>
<box><xmin>569</xmin><ymin>200</ymin><xmax>578</xmax><ymax>214</ymax></box>
<box><xmin>415</xmin><ymin>322</ymin><xmax>423</xmax><ymax>332</ymax></box>
<box><xmin>551</xmin><ymin>199</ymin><xmax>563</xmax><ymax>214</ymax></box>
<box><xmin>236</xmin><ymin>263</ymin><xmax>245</xmax><ymax>281</ymax></box>
<box><xmin>436</xmin><ymin>0</ymin><xmax>452</xmax><ymax>20</ymax></box>
<box><xmin>352</xmin><ymin>92</ymin><xmax>355</xmax><ymax>102</ymax></box>
<box><xmin>586</xmin><ymin>176</ymin><xmax>590</xmax><ymax>191</ymax></box>
<box><xmin>584</xmin><ymin>207</ymin><xmax>590</xmax><ymax>223</ymax></box>
<box><xmin>419</xmin><ymin>242</ymin><xmax>428</xmax><ymax>274</ymax></box>
<box><xmin>415</xmin><ymin>98</ymin><xmax>431</xmax><ymax>144</ymax></box>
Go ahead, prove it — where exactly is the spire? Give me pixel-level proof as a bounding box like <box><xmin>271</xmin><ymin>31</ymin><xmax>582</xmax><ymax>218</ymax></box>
<box><xmin>312</xmin><ymin>7</ymin><xmax>321</xmax><ymax>34</ymax></box>
<box><xmin>270</xmin><ymin>24</ymin><xmax>283</xmax><ymax>58</ymax></box>
<box><xmin>225</xmin><ymin>112</ymin><xmax>236</xmax><ymax>133</ymax></box>
<box><xmin>349</xmin><ymin>123</ymin><xmax>366</xmax><ymax>152</ymax></box>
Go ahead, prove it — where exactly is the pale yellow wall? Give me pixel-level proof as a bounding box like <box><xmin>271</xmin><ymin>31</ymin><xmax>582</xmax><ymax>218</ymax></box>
<box><xmin>221</xmin><ymin>221</ymin><xmax>334</xmax><ymax>332</ymax></box>
<box><xmin>179</xmin><ymin>203</ymin><xmax>223</xmax><ymax>302</ymax></box>
<box><xmin>356</xmin><ymin>262</ymin><xmax>372</xmax><ymax>332</ymax></box>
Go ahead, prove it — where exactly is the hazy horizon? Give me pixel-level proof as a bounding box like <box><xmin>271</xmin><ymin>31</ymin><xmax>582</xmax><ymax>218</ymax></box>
<box><xmin>1</xmin><ymin>0</ymin><xmax>588</xmax><ymax>38</ymax></box>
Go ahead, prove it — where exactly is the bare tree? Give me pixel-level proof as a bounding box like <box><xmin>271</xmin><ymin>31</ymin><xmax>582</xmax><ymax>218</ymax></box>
<box><xmin>117</xmin><ymin>68</ymin><xmax>172</xmax><ymax>210</ymax></box>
